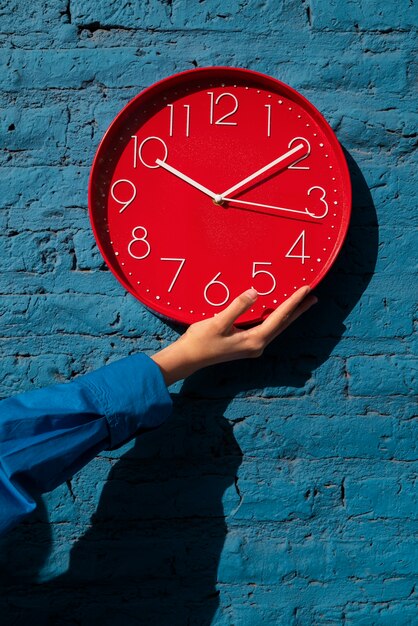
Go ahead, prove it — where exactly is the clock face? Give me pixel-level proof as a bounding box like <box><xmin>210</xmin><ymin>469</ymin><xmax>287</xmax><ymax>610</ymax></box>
<box><xmin>89</xmin><ymin>67</ymin><xmax>351</xmax><ymax>326</ymax></box>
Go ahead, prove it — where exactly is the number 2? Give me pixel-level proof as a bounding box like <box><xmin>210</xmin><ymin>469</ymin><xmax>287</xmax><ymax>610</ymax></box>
<box><xmin>288</xmin><ymin>137</ymin><xmax>310</xmax><ymax>170</ymax></box>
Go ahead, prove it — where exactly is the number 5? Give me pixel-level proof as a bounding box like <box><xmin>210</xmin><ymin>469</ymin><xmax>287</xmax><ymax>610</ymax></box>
<box><xmin>252</xmin><ymin>262</ymin><xmax>276</xmax><ymax>296</ymax></box>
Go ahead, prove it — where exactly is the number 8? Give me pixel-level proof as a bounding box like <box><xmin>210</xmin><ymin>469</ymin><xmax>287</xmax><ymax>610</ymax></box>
<box><xmin>128</xmin><ymin>226</ymin><xmax>151</xmax><ymax>260</ymax></box>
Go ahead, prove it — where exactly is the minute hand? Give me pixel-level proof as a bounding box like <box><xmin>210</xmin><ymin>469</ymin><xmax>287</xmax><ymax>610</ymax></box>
<box><xmin>222</xmin><ymin>196</ymin><xmax>326</xmax><ymax>220</ymax></box>
<box><xmin>220</xmin><ymin>143</ymin><xmax>305</xmax><ymax>198</ymax></box>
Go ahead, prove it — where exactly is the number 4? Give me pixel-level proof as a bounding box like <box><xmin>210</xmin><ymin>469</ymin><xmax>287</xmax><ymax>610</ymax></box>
<box><xmin>285</xmin><ymin>230</ymin><xmax>310</xmax><ymax>264</ymax></box>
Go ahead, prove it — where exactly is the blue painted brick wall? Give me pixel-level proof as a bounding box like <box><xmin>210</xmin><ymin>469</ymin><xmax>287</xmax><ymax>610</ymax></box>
<box><xmin>0</xmin><ymin>1</ymin><xmax>417</xmax><ymax>624</ymax></box>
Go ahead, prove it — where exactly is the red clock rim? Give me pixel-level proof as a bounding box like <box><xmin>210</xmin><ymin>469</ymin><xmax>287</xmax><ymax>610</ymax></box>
<box><xmin>88</xmin><ymin>66</ymin><xmax>352</xmax><ymax>326</ymax></box>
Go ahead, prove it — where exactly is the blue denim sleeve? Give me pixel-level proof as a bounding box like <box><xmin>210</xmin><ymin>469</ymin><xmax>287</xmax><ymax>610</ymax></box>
<box><xmin>0</xmin><ymin>353</ymin><xmax>172</xmax><ymax>535</ymax></box>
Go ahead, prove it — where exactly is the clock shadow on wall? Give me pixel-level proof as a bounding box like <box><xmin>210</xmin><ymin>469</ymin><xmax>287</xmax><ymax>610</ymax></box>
<box><xmin>0</xmin><ymin>150</ymin><xmax>377</xmax><ymax>625</ymax></box>
<box><xmin>179</xmin><ymin>148</ymin><xmax>378</xmax><ymax>397</ymax></box>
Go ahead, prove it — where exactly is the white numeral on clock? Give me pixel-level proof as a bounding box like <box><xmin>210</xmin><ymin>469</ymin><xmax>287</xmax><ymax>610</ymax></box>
<box><xmin>285</xmin><ymin>230</ymin><xmax>310</xmax><ymax>264</ymax></box>
<box><xmin>128</xmin><ymin>226</ymin><xmax>151</xmax><ymax>260</ymax></box>
<box><xmin>265</xmin><ymin>104</ymin><xmax>272</xmax><ymax>137</ymax></box>
<box><xmin>288</xmin><ymin>137</ymin><xmax>311</xmax><ymax>170</ymax></box>
<box><xmin>131</xmin><ymin>135</ymin><xmax>138</xmax><ymax>168</ymax></box>
<box><xmin>204</xmin><ymin>272</ymin><xmax>230</xmax><ymax>306</ymax></box>
<box><xmin>131</xmin><ymin>135</ymin><xmax>168</xmax><ymax>169</ymax></box>
<box><xmin>111</xmin><ymin>179</ymin><xmax>137</xmax><ymax>214</ymax></box>
<box><xmin>167</xmin><ymin>104</ymin><xmax>191</xmax><ymax>137</ymax></box>
<box><xmin>184</xmin><ymin>104</ymin><xmax>190</xmax><ymax>137</ymax></box>
<box><xmin>207</xmin><ymin>92</ymin><xmax>239</xmax><ymax>125</ymax></box>
<box><xmin>160</xmin><ymin>257</ymin><xmax>186</xmax><ymax>292</ymax></box>
<box><xmin>252</xmin><ymin>262</ymin><xmax>276</xmax><ymax>295</ymax></box>
<box><xmin>306</xmin><ymin>186</ymin><xmax>329</xmax><ymax>219</ymax></box>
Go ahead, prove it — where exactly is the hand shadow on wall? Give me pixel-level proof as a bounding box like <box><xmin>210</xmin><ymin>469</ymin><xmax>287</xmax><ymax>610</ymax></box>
<box><xmin>0</xmin><ymin>150</ymin><xmax>377</xmax><ymax>625</ymax></box>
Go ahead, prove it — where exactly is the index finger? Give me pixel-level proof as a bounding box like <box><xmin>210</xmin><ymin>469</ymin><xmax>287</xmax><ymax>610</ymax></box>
<box><xmin>254</xmin><ymin>286</ymin><xmax>312</xmax><ymax>343</ymax></box>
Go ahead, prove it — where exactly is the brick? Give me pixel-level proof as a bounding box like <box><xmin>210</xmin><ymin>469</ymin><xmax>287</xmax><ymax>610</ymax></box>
<box><xmin>347</xmin><ymin>356</ymin><xmax>417</xmax><ymax>396</ymax></box>
<box><xmin>310</xmin><ymin>0</ymin><xmax>418</xmax><ymax>31</ymax></box>
<box><xmin>0</xmin><ymin>0</ymin><xmax>69</xmax><ymax>32</ymax></box>
<box><xmin>0</xmin><ymin>48</ymin><xmax>175</xmax><ymax>92</ymax></box>
<box><xmin>0</xmin><ymin>231</ymin><xmax>74</xmax><ymax>273</ymax></box>
<box><xmin>71</xmin><ymin>0</ymin><xmax>307</xmax><ymax>33</ymax></box>
<box><xmin>345</xmin><ymin>476</ymin><xmax>418</xmax><ymax>519</ymax></box>
<box><xmin>0</xmin><ymin>292</ymin><xmax>174</xmax><ymax>339</ymax></box>
<box><xmin>0</xmin><ymin>166</ymin><xmax>88</xmax><ymax>209</ymax></box>
<box><xmin>72</xmin><ymin>228</ymin><xmax>104</xmax><ymax>270</ymax></box>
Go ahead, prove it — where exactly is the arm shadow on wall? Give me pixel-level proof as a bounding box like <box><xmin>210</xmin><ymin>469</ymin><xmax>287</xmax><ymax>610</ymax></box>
<box><xmin>0</xmin><ymin>149</ymin><xmax>377</xmax><ymax>626</ymax></box>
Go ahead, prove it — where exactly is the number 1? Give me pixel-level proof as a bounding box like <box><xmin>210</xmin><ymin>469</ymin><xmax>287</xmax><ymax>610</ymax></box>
<box><xmin>265</xmin><ymin>104</ymin><xmax>271</xmax><ymax>137</ymax></box>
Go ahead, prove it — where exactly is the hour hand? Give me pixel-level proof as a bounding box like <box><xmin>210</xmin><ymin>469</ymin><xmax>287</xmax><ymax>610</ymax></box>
<box><xmin>156</xmin><ymin>159</ymin><xmax>219</xmax><ymax>201</ymax></box>
<box><xmin>220</xmin><ymin>142</ymin><xmax>306</xmax><ymax>199</ymax></box>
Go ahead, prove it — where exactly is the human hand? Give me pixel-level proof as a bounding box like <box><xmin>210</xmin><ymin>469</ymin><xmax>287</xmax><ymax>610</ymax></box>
<box><xmin>150</xmin><ymin>286</ymin><xmax>318</xmax><ymax>386</ymax></box>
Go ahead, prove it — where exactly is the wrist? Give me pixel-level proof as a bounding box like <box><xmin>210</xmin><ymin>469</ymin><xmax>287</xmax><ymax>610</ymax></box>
<box><xmin>150</xmin><ymin>335</ymin><xmax>201</xmax><ymax>386</ymax></box>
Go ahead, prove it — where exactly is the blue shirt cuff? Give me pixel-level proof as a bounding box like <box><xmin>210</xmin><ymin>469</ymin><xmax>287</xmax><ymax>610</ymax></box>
<box><xmin>79</xmin><ymin>353</ymin><xmax>173</xmax><ymax>450</ymax></box>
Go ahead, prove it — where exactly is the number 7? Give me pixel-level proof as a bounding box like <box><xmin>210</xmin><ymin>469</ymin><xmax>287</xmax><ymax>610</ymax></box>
<box><xmin>160</xmin><ymin>257</ymin><xmax>186</xmax><ymax>292</ymax></box>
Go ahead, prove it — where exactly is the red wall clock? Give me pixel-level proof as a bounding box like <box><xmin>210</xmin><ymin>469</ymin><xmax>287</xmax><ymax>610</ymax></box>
<box><xmin>88</xmin><ymin>67</ymin><xmax>351</xmax><ymax>327</ymax></box>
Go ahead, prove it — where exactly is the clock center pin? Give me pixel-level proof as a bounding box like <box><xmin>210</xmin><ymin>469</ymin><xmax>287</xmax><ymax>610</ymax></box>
<box><xmin>213</xmin><ymin>194</ymin><xmax>225</xmax><ymax>206</ymax></box>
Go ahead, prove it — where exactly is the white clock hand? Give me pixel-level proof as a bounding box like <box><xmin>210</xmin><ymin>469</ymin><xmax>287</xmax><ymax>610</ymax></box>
<box><xmin>156</xmin><ymin>158</ymin><xmax>219</xmax><ymax>201</ymax></box>
<box><xmin>223</xmin><ymin>196</ymin><xmax>326</xmax><ymax>219</ymax></box>
<box><xmin>220</xmin><ymin>143</ymin><xmax>305</xmax><ymax>199</ymax></box>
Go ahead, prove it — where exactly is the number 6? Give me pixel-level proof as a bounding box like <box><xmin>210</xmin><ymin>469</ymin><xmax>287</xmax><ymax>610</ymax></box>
<box><xmin>204</xmin><ymin>272</ymin><xmax>230</xmax><ymax>306</ymax></box>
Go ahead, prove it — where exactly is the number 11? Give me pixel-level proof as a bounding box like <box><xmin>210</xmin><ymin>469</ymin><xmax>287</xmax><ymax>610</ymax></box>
<box><xmin>167</xmin><ymin>104</ymin><xmax>191</xmax><ymax>137</ymax></box>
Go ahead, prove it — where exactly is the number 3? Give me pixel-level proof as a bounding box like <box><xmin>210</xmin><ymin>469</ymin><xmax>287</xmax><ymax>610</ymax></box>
<box><xmin>305</xmin><ymin>186</ymin><xmax>329</xmax><ymax>219</ymax></box>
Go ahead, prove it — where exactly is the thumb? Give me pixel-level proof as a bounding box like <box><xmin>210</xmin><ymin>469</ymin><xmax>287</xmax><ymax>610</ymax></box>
<box><xmin>216</xmin><ymin>288</ymin><xmax>258</xmax><ymax>330</ymax></box>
